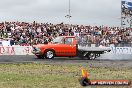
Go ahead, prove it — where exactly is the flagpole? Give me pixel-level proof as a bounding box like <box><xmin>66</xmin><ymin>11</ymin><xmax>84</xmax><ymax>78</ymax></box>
<box><xmin>68</xmin><ymin>0</ymin><xmax>71</xmax><ymax>36</ymax></box>
<box><xmin>121</xmin><ymin>0</ymin><xmax>123</xmax><ymax>28</ymax></box>
<box><xmin>65</xmin><ymin>0</ymin><xmax>72</xmax><ymax>36</ymax></box>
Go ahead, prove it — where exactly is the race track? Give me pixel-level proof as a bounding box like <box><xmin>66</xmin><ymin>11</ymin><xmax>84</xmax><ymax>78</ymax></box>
<box><xmin>0</xmin><ymin>55</ymin><xmax>132</xmax><ymax>68</ymax></box>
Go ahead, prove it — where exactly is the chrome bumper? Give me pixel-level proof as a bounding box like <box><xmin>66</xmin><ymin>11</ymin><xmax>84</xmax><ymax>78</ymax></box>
<box><xmin>32</xmin><ymin>47</ymin><xmax>42</xmax><ymax>55</ymax></box>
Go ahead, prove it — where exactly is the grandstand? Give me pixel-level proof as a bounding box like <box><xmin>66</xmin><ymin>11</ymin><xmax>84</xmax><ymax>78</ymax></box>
<box><xmin>0</xmin><ymin>21</ymin><xmax>132</xmax><ymax>47</ymax></box>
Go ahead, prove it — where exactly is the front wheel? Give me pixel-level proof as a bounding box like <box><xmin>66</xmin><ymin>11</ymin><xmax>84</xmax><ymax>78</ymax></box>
<box><xmin>44</xmin><ymin>50</ymin><xmax>54</xmax><ymax>59</ymax></box>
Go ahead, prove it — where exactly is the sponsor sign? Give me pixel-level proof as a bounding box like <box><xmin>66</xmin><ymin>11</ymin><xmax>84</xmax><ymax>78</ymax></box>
<box><xmin>110</xmin><ymin>46</ymin><xmax>132</xmax><ymax>54</ymax></box>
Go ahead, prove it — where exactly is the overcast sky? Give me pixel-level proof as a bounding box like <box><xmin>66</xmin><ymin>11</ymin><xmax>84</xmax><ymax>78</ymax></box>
<box><xmin>0</xmin><ymin>0</ymin><xmax>121</xmax><ymax>26</ymax></box>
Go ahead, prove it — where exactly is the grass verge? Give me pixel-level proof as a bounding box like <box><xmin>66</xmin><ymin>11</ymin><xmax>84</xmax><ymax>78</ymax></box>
<box><xmin>0</xmin><ymin>63</ymin><xmax>131</xmax><ymax>88</ymax></box>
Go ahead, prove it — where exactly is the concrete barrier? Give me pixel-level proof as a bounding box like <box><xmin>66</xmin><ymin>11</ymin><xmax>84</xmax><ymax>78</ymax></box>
<box><xmin>0</xmin><ymin>46</ymin><xmax>33</xmax><ymax>55</ymax></box>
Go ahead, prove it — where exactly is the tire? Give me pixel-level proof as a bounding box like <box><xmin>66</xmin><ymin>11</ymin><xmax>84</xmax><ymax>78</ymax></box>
<box><xmin>88</xmin><ymin>52</ymin><xmax>96</xmax><ymax>60</ymax></box>
<box><xmin>44</xmin><ymin>50</ymin><xmax>54</xmax><ymax>59</ymax></box>
<box><xmin>36</xmin><ymin>55</ymin><xmax>43</xmax><ymax>59</ymax></box>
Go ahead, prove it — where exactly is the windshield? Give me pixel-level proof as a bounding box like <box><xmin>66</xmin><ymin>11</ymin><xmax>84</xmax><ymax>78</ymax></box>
<box><xmin>52</xmin><ymin>36</ymin><xmax>63</xmax><ymax>44</ymax></box>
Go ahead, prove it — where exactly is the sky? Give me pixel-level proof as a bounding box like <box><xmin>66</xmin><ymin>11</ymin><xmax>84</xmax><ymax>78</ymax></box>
<box><xmin>0</xmin><ymin>0</ymin><xmax>121</xmax><ymax>26</ymax></box>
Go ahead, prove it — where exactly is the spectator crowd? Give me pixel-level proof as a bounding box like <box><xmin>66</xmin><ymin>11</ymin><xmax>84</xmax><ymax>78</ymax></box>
<box><xmin>0</xmin><ymin>21</ymin><xmax>132</xmax><ymax>47</ymax></box>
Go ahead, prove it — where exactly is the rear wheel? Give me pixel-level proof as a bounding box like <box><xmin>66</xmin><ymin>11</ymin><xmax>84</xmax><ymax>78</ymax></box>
<box><xmin>88</xmin><ymin>52</ymin><xmax>96</xmax><ymax>60</ymax></box>
<box><xmin>44</xmin><ymin>50</ymin><xmax>54</xmax><ymax>59</ymax></box>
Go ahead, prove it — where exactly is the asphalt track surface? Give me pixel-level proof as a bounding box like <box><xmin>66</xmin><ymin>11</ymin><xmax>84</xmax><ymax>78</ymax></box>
<box><xmin>0</xmin><ymin>55</ymin><xmax>132</xmax><ymax>68</ymax></box>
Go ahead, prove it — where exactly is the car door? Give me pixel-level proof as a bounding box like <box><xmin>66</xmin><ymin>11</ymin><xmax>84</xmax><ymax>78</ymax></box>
<box><xmin>53</xmin><ymin>37</ymin><xmax>76</xmax><ymax>56</ymax></box>
<box><xmin>52</xmin><ymin>37</ymin><xmax>67</xmax><ymax>56</ymax></box>
<box><xmin>62</xmin><ymin>37</ymin><xmax>76</xmax><ymax>56</ymax></box>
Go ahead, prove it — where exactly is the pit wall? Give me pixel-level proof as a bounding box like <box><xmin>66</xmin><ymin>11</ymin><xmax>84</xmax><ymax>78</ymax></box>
<box><xmin>0</xmin><ymin>46</ymin><xmax>33</xmax><ymax>55</ymax></box>
<box><xmin>0</xmin><ymin>46</ymin><xmax>132</xmax><ymax>55</ymax></box>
